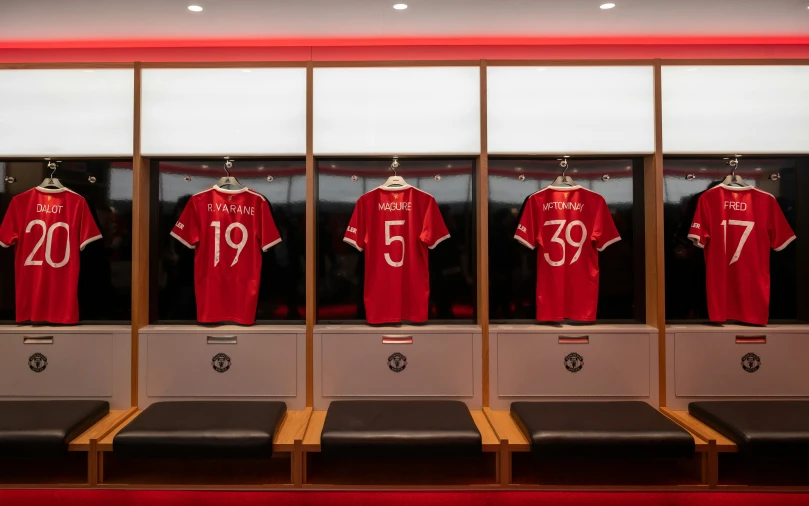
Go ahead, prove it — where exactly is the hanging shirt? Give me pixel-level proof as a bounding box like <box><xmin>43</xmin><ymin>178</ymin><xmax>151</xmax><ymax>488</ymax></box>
<box><xmin>514</xmin><ymin>185</ymin><xmax>621</xmax><ymax>322</ymax></box>
<box><xmin>0</xmin><ymin>187</ymin><xmax>102</xmax><ymax>324</ymax></box>
<box><xmin>170</xmin><ymin>185</ymin><xmax>281</xmax><ymax>325</ymax></box>
<box><xmin>343</xmin><ymin>185</ymin><xmax>450</xmax><ymax>324</ymax></box>
<box><xmin>688</xmin><ymin>184</ymin><xmax>795</xmax><ymax>325</ymax></box>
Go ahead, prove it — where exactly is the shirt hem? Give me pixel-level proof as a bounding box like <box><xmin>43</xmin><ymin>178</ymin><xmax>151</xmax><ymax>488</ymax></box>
<box><xmin>597</xmin><ymin>236</ymin><xmax>621</xmax><ymax>252</ymax></box>
<box><xmin>80</xmin><ymin>234</ymin><xmax>103</xmax><ymax>251</ymax></box>
<box><xmin>170</xmin><ymin>231</ymin><xmax>196</xmax><ymax>249</ymax></box>
<box><xmin>427</xmin><ymin>233</ymin><xmax>451</xmax><ymax>250</ymax></box>
<box><xmin>0</xmin><ymin>240</ymin><xmax>10</xmax><ymax>248</ymax></box>
<box><xmin>343</xmin><ymin>237</ymin><xmax>363</xmax><ymax>252</ymax></box>
<box><xmin>774</xmin><ymin>235</ymin><xmax>796</xmax><ymax>252</ymax></box>
<box><xmin>514</xmin><ymin>235</ymin><xmax>535</xmax><ymax>250</ymax></box>
<box><xmin>687</xmin><ymin>233</ymin><xmax>705</xmax><ymax>249</ymax></box>
<box><xmin>262</xmin><ymin>237</ymin><xmax>283</xmax><ymax>252</ymax></box>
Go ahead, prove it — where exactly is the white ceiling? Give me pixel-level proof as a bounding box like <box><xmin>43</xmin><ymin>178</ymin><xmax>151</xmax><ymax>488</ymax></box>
<box><xmin>0</xmin><ymin>0</ymin><xmax>807</xmax><ymax>44</ymax></box>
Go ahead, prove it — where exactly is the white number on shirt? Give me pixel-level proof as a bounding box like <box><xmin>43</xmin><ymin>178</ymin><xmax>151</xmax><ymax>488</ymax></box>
<box><xmin>384</xmin><ymin>220</ymin><xmax>405</xmax><ymax>268</ymax></box>
<box><xmin>720</xmin><ymin>219</ymin><xmax>754</xmax><ymax>265</ymax></box>
<box><xmin>210</xmin><ymin>221</ymin><xmax>248</xmax><ymax>267</ymax></box>
<box><xmin>24</xmin><ymin>220</ymin><xmax>70</xmax><ymax>268</ymax></box>
<box><xmin>543</xmin><ymin>219</ymin><xmax>587</xmax><ymax>267</ymax></box>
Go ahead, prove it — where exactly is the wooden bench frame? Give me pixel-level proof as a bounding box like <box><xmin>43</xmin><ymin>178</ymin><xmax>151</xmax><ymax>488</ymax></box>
<box><xmin>484</xmin><ymin>407</ymin><xmax>714</xmax><ymax>488</ymax></box>
<box><xmin>300</xmin><ymin>408</ymin><xmax>501</xmax><ymax>488</ymax></box>
<box><xmin>93</xmin><ymin>408</ymin><xmax>312</xmax><ymax>488</ymax></box>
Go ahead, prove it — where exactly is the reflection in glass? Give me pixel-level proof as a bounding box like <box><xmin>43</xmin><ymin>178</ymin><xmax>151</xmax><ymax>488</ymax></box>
<box><xmin>488</xmin><ymin>158</ymin><xmax>642</xmax><ymax>323</ymax></box>
<box><xmin>317</xmin><ymin>159</ymin><xmax>476</xmax><ymax>323</ymax></box>
<box><xmin>155</xmin><ymin>159</ymin><xmax>306</xmax><ymax>323</ymax></box>
<box><xmin>0</xmin><ymin>160</ymin><xmax>133</xmax><ymax>322</ymax></box>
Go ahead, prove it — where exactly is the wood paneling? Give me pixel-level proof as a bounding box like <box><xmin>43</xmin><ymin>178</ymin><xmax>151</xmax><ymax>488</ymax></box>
<box><xmin>646</xmin><ymin>60</ymin><xmax>667</xmax><ymax>406</ymax></box>
<box><xmin>130</xmin><ymin>62</ymin><xmax>147</xmax><ymax>408</ymax></box>
<box><xmin>305</xmin><ymin>61</ymin><xmax>315</xmax><ymax>407</ymax></box>
<box><xmin>478</xmin><ymin>60</ymin><xmax>490</xmax><ymax>407</ymax></box>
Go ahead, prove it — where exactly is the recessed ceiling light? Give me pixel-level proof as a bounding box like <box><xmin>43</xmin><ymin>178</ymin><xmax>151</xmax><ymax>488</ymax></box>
<box><xmin>447</xmin><ymin>164</ymin><xmax>452</xmax><ymax>168</ymax></box>
<box><xmin>393</xmin><ymin>4</ymin><xmax>408</xmax><ymax>10</ymax></box>
<box><xmin>201</xmin><ymin>165</ymin><xmax>208</xmax><ymax>169</ymax></box>
<box><xmin>600</xmin><ymin>3</ymin><xmax>616</xmax><ymax>9</ymax></box>
<box><xmin>755</xmin><ymin>167</ymin><xmax>762</xmax><ymax>171</ymax></box>
<box><xmin>699</xmin><ymin>167</ymin><xmax>707</xmax><ymax>171</ymax></box>
<box><xmin>625</xmin><ymin>166</ymin><xmax>631</xmax><ymax>170</ymax></box>
<box><xmin>258</xmin><ymin>166</ymin><xmax>265</xmax><ymax>171</ymax></box>
<box><xmin>188</xmin><ymin>5</ymin><xmax>203</xmax><ymax>12</ymax></box>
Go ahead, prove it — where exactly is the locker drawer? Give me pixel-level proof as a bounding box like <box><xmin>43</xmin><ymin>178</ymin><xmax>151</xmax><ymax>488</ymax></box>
<box><xmin>145</xmin><ymin>333</ymin><xmax>298</xmax><ymax>397</ymax></box>
<box><xmin>0</xmin><ymin>333</ymin><xmax>113</xmax><ymax>397</ymax></box>
<box><xmin>674</xmin><ymin>332</ymin><xmax>809</xmax><ymax>397</ymax></box>
<box><xmin>497</xmin><ymin>333</ymin><xmax>650</xmax><ymax>397</ymax></box>
<box><xmin>320</xmin><ymin>332</ymin><xmax>475</xmax><ymax>398</ymax></box>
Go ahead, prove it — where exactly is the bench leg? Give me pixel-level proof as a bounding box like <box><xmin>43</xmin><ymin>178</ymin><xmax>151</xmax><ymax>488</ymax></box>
<box><xmin>87</xmin><ymin>441</ymin><xmax>98</xmax><ymax>487</ymax></box>
<box><xmin>98</xmin><ymin>452</ymin><xmax>105</xmax><ymax>485</ymax></box>
<box><xmin>706</xmin><ymin>441</ymin><xmax>719</xmax><ymax>489</ymax></box>
<box><xmin>292</xmin><ymin>441</ymin><xmax>303</xmax><ymax>488</ymax></box>
<box><xmin>499</xmin><ymin>440</ymin><xmax>511</xmax><ymax>486</ymax></box>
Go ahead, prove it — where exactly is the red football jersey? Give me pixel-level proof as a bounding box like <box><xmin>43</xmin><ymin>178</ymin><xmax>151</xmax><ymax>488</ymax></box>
<box><xmin>0</xmin><ymin>187</ymin><xmax>102</xmax><ymax>324</ymax></box>
<box><xmin>514</xmin><ymin>186</ymin><xmax>621</xmax><ymax>322</ymax></box>
<box><xmin>343</xmin><ymin>185</ymin><xmax>450</xmax><ymax>324</ymax></box>
<box><xmin>688</xmin><ymin>185</ymin><xmax>795</xmax><ymax>325</ymax></box>
<box><xmin>170</xmin><ymin>186</ymin><xmax>281</xmax><ymax>324</ymax></box>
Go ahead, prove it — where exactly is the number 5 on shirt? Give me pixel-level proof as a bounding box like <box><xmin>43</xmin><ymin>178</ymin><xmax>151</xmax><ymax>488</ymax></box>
<box><xmin>384</xmin><ymin>220</ymin><xmax>405</xmax><ymax>267</ymax></box>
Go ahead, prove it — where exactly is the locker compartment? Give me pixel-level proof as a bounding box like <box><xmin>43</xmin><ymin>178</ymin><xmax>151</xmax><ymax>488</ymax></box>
<box><xmin>144</xmin><ymin>332</ymin><xmax>298</xmax><ymax>398</ymax></box>
<box><xmin>319</xmin><ymin>331</ymin><xmax>475</xmax><ymax>398</ymax></box>
<box><xmin>496</xmin><ymin>332</ymin><xmax>650</xmax><ymax>398</ymax></box>
<box><xmin>674</xmin><ymin>331</ymin><xmax>809</xmax><ymax>397</ymax></box>
<box><xmin>0</xmin><ymin>333</ymin><xmax>113</xmax><ymax>398</ymax></box>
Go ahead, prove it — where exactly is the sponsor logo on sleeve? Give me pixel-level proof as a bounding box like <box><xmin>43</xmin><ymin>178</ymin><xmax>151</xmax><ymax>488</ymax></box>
<box><xmin>175</xmin><ymin>222</ymin><xmax>185</xmax><ymax>230</ymax></box>
<box><xmin>517</xmin><ymin>224</ymin><xmax>527</xmax><ymax>233</ymax></box>
<box><xmin>691</xmin><ymin>223</ymin><xmax>700</xmax><ymax>229</ymax></box>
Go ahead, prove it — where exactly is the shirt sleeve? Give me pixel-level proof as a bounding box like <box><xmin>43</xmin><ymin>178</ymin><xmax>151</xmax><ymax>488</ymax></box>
<box><xmin>420</xmin><ymin>197</ymin><xmax>450</xmax><ymax>250</ymax></box>
<box><xmin>770</xmin><ymin>197</ymin><xmax>796</xmax><ymax>251</ymax></box>
<box><xmin>343</xmin><ymin>199</ymin><xmax>365</xmax><ymax>252</ymax></box>
<box><xmin>260</xmin><ymin>199</ymin><xmax>282</xmax><ymax>252</ymax></box>
<box><xmin>0</xmin><ymin>199</ymin><xmax>18</xmax><ymax>248</ymax></box>
<box><xmin>170</xmin><ymin>198</ymin><xmax>200</xmax><ymax>249</ymax></box>
<box><xmin>687</xmin><ymin>196</ymin><xmax>709</xmax><ymax>249</ymax></box>
<box><xmin>78</xmin><ymin>199</ymin><xmax>103</xmax><ymax>251</ymax></box>
<box><xmin>514</xmin><ymin>196</ymin><xmax>537</xmax><ymax>250</ymax></box>
<box><xmin>593</xmin><ymin>199</ymin><xmax>621</xmax><ymax>252</ymax></box>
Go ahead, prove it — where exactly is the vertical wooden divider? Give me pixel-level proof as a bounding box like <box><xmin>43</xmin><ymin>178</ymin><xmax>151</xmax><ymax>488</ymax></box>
<box><xmin>305</xmin><ymin>61</ymin><xmax>315</xmax><ymax>408</ymax></box>
<box><xmin>479</xmin><ymin>60</ymin><xmax>490</xmax><ymax>407</ymax></box>
<box><xmin>645</xmin><ymin>59</ymin><xmax>667</xmax><ymax>406</ymax></box>
<box><xmin>131</xmin><ymin>62</ymin><xmax>147</xmax><ymax>408</ymax></box>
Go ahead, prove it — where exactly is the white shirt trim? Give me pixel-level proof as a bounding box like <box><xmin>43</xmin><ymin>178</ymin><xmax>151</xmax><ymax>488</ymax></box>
<box><xmin>79</xmin><ymin>234</ymin><xmax>102</xmax><ymax>251</ymax></box>
<box><xmin>377</xmin><ymin>184</ymin><xmax>412</xmax><ymax>191</ymax></box>
<box><xmin>213</xmin><ymin>185</ymin><xmax>249</xmax><ymax>194</ymax></box>
<box><xmin>427</xmin><ymin>233</ymin><xmax>451</xmax><ymax>250</ymax></box>
<box><xmin>774</xmin><ymin>235</ymin><xmax>796</xmax><ymax>252</ymax></box>
<box><xmin>514</xmin><ymin>235</ymin><xmax>535</xmax><ymax>250</ymax></box>
<box><xmin>343</xmin><ymin>237</ymin><xmax>362</xmax><ymax>252</ymax></box>
<box><xmin>246</xmin><ymin>189</ymin><xmax>267</xmax><ymax>201</ymax></box>
<box><xmin>0</xmin><ymin>240</ymin><xmax>10</xmax><ymax>248</ymax></box>
<box><xmin>719</xmin><ymin>184</ymin><xmax>753</xmax><ymax>191</ymax></box>
<box><xmin>170</xmin><ymin>231</ymin><xmax>196</xmax><ymax>250</ymax></box>
<box><xmin>34</xmin><ymin>186</ymin><xmax>68</xmax><ymax>194</ymax></box>
<box><xmin>687</xmin><ymin>233</ymin><xmax>705</xmax><ymax>249</ymax></box>
<box><xmin>547</xmin><ymin>185</ymin><xmax>582</xmax><ymax>191</ymax></box>
<box><xmin>262</xmin><ymin>237</ymin><xmax>282</xmax><ymax>252</ymax></box>
<box><xmin>597</xmin><ymin>236</ymin><xmax>621</xmax><ymax>252</ymax></box>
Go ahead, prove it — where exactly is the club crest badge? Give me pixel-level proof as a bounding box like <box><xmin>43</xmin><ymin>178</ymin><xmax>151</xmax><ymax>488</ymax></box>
<box><xmin>28</xmin><ymin>353</ymin><xmax>47</xmax><ymax>373</ymax></box>
<box><xmin>393</xmin><ymin>193</ymin><xmax>399</xmax><ymax>199</ymax></box>
<box><xmin>564</xmin><ymin>352</ymin><xmax>583</xmax><ymax>373</ymax></box>
<box><xmin>387</xmin><ymin>352</ymin><xmax>407</xmax><ymax>373</ymax></box>
<box><xmin>212</xmin><ymin>352</ymin><xmax>231</xmax><ymax>373</ymax></box>
<box><xmin>741</xmin><ymin>352</ymin><xmax>761</xmax><ymax>373</ymax></box>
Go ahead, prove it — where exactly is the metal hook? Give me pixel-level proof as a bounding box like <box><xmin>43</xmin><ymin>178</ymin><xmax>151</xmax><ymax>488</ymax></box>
<box><xmin>558</xmin><ymin>156</ymin><xmax>569</xmax><ymax>176</ymax></box>
<box><xmin>224</xmin><ymin>157</ymin><xmax>234</xmax><ymax>177</ymax></box>
<box><xmin>726</xmin><ymin>155</ymin><xmax>740</xmax><ymax>175</ymax></box>
<box><xmin>390</xmin><ymin>156</ymin><xmax>399</xmax><ymax>176</ymax></box>
<box><xmin>45</xmin><ymin>158</ymin><xmax>59</xmax><ymax>179</ymax></box>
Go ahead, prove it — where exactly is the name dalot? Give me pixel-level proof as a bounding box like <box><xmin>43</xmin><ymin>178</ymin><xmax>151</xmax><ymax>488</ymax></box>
<box><xmin>36</xmin><ymin>204</ymin><xmax>64</xmax><ymax>214</ymax></box>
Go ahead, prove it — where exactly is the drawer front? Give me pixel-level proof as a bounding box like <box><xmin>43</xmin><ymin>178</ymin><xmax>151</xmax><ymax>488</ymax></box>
<box><xmin>497</xmin><ymin>333</ymin><xmax>650</xmax><ymax>397</ymax></box>
<box><xmin>674</xmin><ymin>332</ymin><xmax>809</xmax><ymax>397</ymax></box>
<box><xmin>0</xmin><ymin>333</ymin><xmax>113</xmax><ymax>397</ymax></box>
<box><xmin>321</xmin><ymin>333</ymin><xmax>475</xmax><ymax>397</ymax></box>
<box><xmin>146</xmin><ymin>333</ymin><xmax>298</xmax><ymax>397</ymax></box>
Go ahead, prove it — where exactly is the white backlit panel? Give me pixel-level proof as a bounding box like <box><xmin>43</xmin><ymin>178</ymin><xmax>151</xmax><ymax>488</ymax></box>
<box><xmin>487</xmin><ymin>66</ymin><xmax>655</xmax><ymax>155</ymax></box>
<box><xmin>662</xmin><ymin>66</ymin><xmax>809</xmax><ymax>154</ymax></box>
<box><xmin>0</xmin><ymin>69</ymin><xmax>134</xmax><ymax>157</ymax></box>
<box><xmin>314</xmin><ymin>67</ymin><xmax>480</xmax><ymax>155</ymax></box>
<box><xmin>142</xmin><ymin>68</ymin><xmax>306</xmax><ymax>156</ymax></box>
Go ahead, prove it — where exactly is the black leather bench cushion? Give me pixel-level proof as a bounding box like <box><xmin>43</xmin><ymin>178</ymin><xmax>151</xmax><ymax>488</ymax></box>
<box><xmin>689</xmin><ymin>401</ymin><xmax>809</xmax><ymax>458</ymax></box>
<box><xmin>0</xmin><ymin>400</ymin><xmax>109</xmax><ymax>459</ymax></box>
<box><xmin>321</xmin><ymin>400</ymin><xmax>482</xmax><ymax>457</ymax></box>
<box><xmin>511</xmin><ymin>401</ymin><xmax>695</xmax><ymax>460</ymax></box>
<box><xmin>113</xmin><ymin>401</ymin><xmax>287</xmax><ymax>459</ymax></box>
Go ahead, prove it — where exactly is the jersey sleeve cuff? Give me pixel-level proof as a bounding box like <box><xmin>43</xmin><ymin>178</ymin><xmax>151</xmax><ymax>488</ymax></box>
<box><xmin>774</xmin><ymin>235</ymin><xmax>796</xmax><ymax>252</ymax></box>
<box><xmin>0</xmin><ymin>240</ymin><xmax>11</xmax><ymax>248</ymax></box>
<box><xmin>427</xmin><ymin>233</ymin><xmax>451</xmax><ymax>250</ymax></box>
<box><xmin>79</xmin><ymin>234</ymin><xmax>103</xmax><ymax>251</ymax></box>
<box><xmin>597</xmin><ymin>236</ymin><xmax>621</xmax><ymax>252</ymax></box>
<box><xmin>343</xmin><ymin>237</ymin><xmax>363</xmax><ymax>252</ymax></box>
<box><xmin>514</xmin><ymin>234</ymin><xmax>535</xmax><ymax>250</ymax></box>
<box><xmin>262</xmin><ymin>237</ymin><xmax>282</xmax><ymax>252</ymax></box>
<box><xmin>687</xmin><ymin>233</ymin><xmax>705</xmax><ymax>249</ymax></box>
<box><xmin>170</xmin><ymin>231</ymin><xmax>196</xmax><ymax>250</ymax></box>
